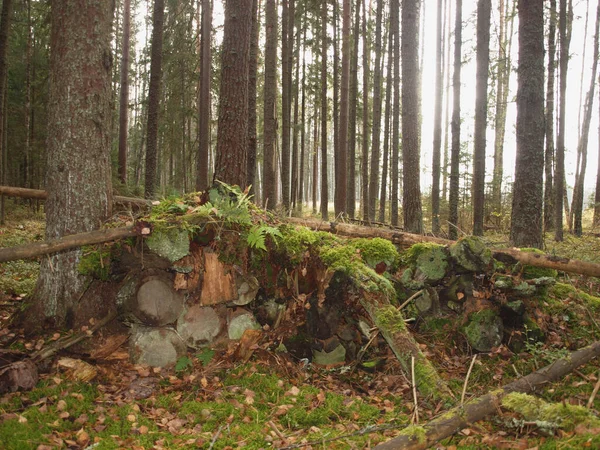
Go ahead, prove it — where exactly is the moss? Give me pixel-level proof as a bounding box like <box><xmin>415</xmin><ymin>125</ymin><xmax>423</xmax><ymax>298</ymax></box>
<box><xmin>464</xmin><ymin>309</ymin><xmax>503</xmax><ymax>352</ymax></box>
<box><xmin>78</xmin><ymin>245</ymin><xmax>112</xmax><ymax>280</ymax></box>
<box><xmin>413</xmin><ymin>358</ymin><xmax>444</xmax><ymax>398</ymax></box>
<box><xmin>351</xmin><ymin>237</ymin><xmax>400</xmax><ymax>270</ymax></box>
<box><xmin>398</xmin><ymin>425</ymin><xmax>427</xmax><ymax>443</ymax></box>
<box><xmin>375</xmin><ymin>305</ymin><xmax>407</xmax><ymax>334</ymax></box>
<box><xmin>502</xmin><ymin>392</ymin><xmax>600</xmax><ymax>431</ymax></box>
<box><xmin>402</xmin><ymin>243</ymin><xmax>449</xmax><ymax>284</ymax></box>
<box><xmin>279</xmin><ymin>225</ymin><xmax>339</xmax><ymax>264</ymax></box>
<box><xmin>517</xmin><ymin>248</ymin><xmax>559</xmax><ymax>279</ymax></box>
<box><xmin>549</xmin><ymin>283</ymin><xmax>600</xmax><ymax>312</ymax></box>
<box><xmin>449</xmin><ymin>236</ymin><xmax>492</xmax><ymax>272</ymax></box>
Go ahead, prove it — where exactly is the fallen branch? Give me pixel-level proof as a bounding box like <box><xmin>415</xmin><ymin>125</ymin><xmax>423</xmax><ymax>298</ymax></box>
<box><xmin>373</xmin><ymin>340</ymin><xmax>600</xmax><ymax>450</ymax></box>
<box><xmin>286</xmin><ymin>217</ymin><xmax>600</xmax><ymax>278</ymax></box>
<box><xmin>0</xmin><ymin>185</ymin><xmax>151</xmax><ymax>208</ymax></box>
<box><xmin>0</xmin><ymin>226</ymin><xmax>137</xmax><ymax>263</ymax></box>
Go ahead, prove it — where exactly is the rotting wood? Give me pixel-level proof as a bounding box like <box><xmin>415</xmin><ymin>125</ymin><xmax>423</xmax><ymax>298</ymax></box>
<box><xmin>0</xmin><ymin>185</ymin><xmax>151</xmax><ymax>208</ymax></box>
<box><xmin>373</xmin><ymin>340</ymin><xmax>600</xmax><ymax>450</ymax></box>
<box><xmin>286</xmin><ymin>217</ymin><xmax>600</xmax><ymax>278</ymax></box>
<box><xmin>0</xmin><ymin>227</ymin><xmax>137</xmax><ymax>263</ymax></box>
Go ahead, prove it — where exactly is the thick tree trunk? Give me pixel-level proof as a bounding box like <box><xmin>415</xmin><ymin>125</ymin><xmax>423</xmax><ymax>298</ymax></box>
<box><xmin>379</xmin><ymin>21</ymin><xmax>393</xmax><ymax>223</ymax></box>
<box><xmin>0</xmin><ymin>0</ymin><xmax>13</xmax><ymax>226</ymax></box>
<box><xmin>247</xmin><ymin>0</ymin><xmax>259</xmax><ymax>194</ymax></box>
<box><xmin>472</xmin><ymin>0</ymin><xmax>491</xmax><ymax>236</ymax></box>
<box><xmin>281</xmin><ymin>0</ymin><xmax>291</xmax><ymax>210</ymax></box>
<box><xmin>28</xmin><ymin>0</ymin><xmax>113</xmax><ymax>330</ymax></box>
<box><xmin>390</xmin><ymin>0</ymin><xmax>400</xmax><ymax>227</ymax></box>
<box><xmin>144</xmin><ymin>0</ymin><xmax>165</xmax><ymax>199</ymax></box>
<box><xmin>510</xmin><ymin>0</ymin><xmax>544</xmax><ymax>248</ymax></box>
<box><xmin>401</xmin><ymin>0</ymin><xmax>423</xmax><ymax>234</ymax></box>
<box><xmin>213</xmin><ymin>0</ymin><xmax>253</xmax><ymax>188</ymax></box>
<box><xmin>374</xmin><ymin>341</ymin><xmax>600</xmax><ymax>450</ymax></box>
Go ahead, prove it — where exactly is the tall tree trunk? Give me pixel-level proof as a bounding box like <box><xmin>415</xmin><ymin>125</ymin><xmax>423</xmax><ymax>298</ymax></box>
<box><xmin>213</xmin><ymin>0</ymin><xmax>253</xmax><ymax>187</ymax></box>
<box><xmin>368</xmin><ymin>0</ymin><xmax>384</xmax><ymax>221</ymax></box>
<box><xmin>401</xmin><ymin>0</ymin><xmax>423</xmax><ymax>233</ymax></box>
<box><xmin>28</xmin><ymin>0</ymin><xmax>113</xmax><ymax>330</ymax></box>
<box><xmin>0</xmin><ymin>0</ymin><xmax>13</xmax><ymax>225</ymax></box>
<box><xmin>144</xmin><ymin>0</ymin><xmax>165</xmax><ymax>199</ymax></box>
<box><xmin>336</xmin><ymin>0</ymin><xmax>350</xmax><ymax>217</ymax></box>
<box><xmin>361</xmin><ymin>0</ymin><xmax>370</xmax><ymax>221</ymax></box>
<box><xmin>196</xmin><ymin>0</ymin><xmax>212</xmax><ymax>191</ymax></box>
<box><xmin>571</xmin><ymin>1</ymin><xmax>600</xmax><ymax>237</ymax></box>
<box><xmin>510</xmin><ymin>0</ymin><xmax>544</xmax><ymax>248</ymax></box>
<box><xmin>448</xmin><ymin>0</ymin><xmax>462</xmax><ymax>240</ymax></box>
<box><xmin>379</xmin><ymin>20</ymin><xmax>393</xmax><ymax>223</ymax></box>
<box><xmin>263</xmin><ymin>0</ymin><xmax>277</xmax><ymax>208</ymax></box>
<box><xmin>291</xmin><ymin>5</ymin><xmax>300</xmax><ymax>210</ymax></box>
<box><xmin>281</xmin><ymin>0</ymin><xmax>291</xmax><ymax>209</ymax></box>
<box><xmin>118</xmin><ymin>0</ymin><xmax>131</xmax><ymax>185</ymax></box>
<box><xmin>555</xmin><ymin>0</ymin><xmax>572</xmax><ymax>241</ymax></box>
<box><xmin>545</xmin><ymin>0</ymin><xmax>557</xmax><ymax>231</ymax></box>
<box><xmin>320</xmin><ymin>0</ymin><xmax>329</xmax><ymax>220</ymax></box>
<box><xmin>313</xmin><ymin>111</ymin><xmax>318</xmax><ymax>214</ymax></box>
<box><xmin>247</xmin><ymin>0</ymin><xmax>259</xmax><ymax>193</ymax></box>
<box><xmin>390</xmin><ymin>0</ymin><xmax>400</xmax><ymax>226</ymax></box>
<box><xmin>431</xmin><ymin>0</ymin><xmax>444</xmax><ymax>234</ymax></box>
<box><xmin>347</xmin><ymin>0</ymin><xmax>360</xmax><ymax>217</ymax></box>
<box><xmin>298</xmin><ymin>25</ymin><xmax>307</xmax><ymax>211</ymax></box>
<box><xmin>472</xmin><ymin>0</ymin><xmax>491</xmax><ymax>236</ymax></box>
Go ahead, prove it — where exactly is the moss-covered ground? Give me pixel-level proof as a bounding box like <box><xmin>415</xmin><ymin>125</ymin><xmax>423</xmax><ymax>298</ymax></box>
<box><xmin>1</xmin><ymin>203</ymin><xmax>600</xmax><ymax>449</ymax></box>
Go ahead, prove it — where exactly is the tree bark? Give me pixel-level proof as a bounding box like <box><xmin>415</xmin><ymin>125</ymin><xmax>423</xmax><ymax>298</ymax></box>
<box><xmin>196</xmin><ymin>0</ymin><xmax>211</xmax><ymax>191</ymax></box>
<box><xmin>347</xmin><ymin>0</ymin><xmax>360</xmax><ymax>218</ymax></box>
<box><xmin>368</xmin><ymin>0</ymin><xmax>384</xmax><ymax>222</ymax></box>
<box><xmin>117</xmin><ymin>0</ymin><xmax>131</xmax><ymax>185</ymax></box>
<box><xmin>472</xmin><ymin>0</ymin><xmax>491</xmax><ymax>236</ymax></box>
<box><xmin>144</xmin><ymin>0</ymin><xmax>165</xmax><ymax>199</ymax></box>
<box><xmin>263</xmin><ymin>0</ymin><xmax>277</xmax><ymax>209</ymax></box>
<box><xmin>213</xmin><ymin>0</ymin><xmax>253</xmax><ymax>188</ymax></box>
<box><xmin>545</xmin><ymin>0</ymin><xmax>557</xmax><ymax>232</ymax></box>
<box><xmin>28</xmin><ymin>0</ymin><xmax>113</xmax><ymax>330</ymax></box>
<box><xmin>374</xmin><ymin>340</ymin><xmax>600</xmax><ymax>450</ymax></box>
<box><xmin>379</xmin><ymin>21</ymin><xmax>393</xmax><ymax>223</ymax></box>
<box><xmin>401</xmin><ymin>0</ymin><xmax>423</xmax><ymax>234</ymax></box>
<box><xmin>431</xmin><ymin>0</ymin><xmax>443</xmax><ymax>234</ymax></box>
<box><xmin>390</xmin><ymin>0</ymin><xmax>400</xmax><ymax>227</ymax></box>
<box><xmin>0</xmin><ymin>0</ymin><xmax>13</xmax><ymax>226</ymax></box>
<box><xmin>337</xmin><ymin>0</ymin><xmax>350</xmax><ymax>217</ymax></box>
<box><xmin>510</xmin><ymin>0</ymin><xmax>545</xmax><ymax>248</ymax></box>
<box><xmin>448</xmin><ymin>0</ymin><xmax>462</xmax><ymax>240</ymax></box>
<box><xmin>320</xmin><ymin>0</ymin><xmax>329</xmax><ymax>220</ymax></box>
<box><xmin>361</xmin><ymin>0</ymin><xmax>370</xmax><ymax>222</ymax></box>
<box><xmin>247</xmin><ymin>0</ymin><xmax>259</xmax><ymax>194</ymax></box>
<box><xmin>281</xmin><ymin>0</ymin><xmax>291</xmax><ymax>210</ymax></box>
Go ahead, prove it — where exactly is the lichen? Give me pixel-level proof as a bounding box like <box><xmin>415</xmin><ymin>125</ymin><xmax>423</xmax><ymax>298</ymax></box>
<box><xmin>398</xmin><ymin>425</ymin><xmax>427</xmax><ymax>443</ymax></box>
<box><xmin>502</xmin><ymin>392</ymin><xmax>600</xmax><ymax>431</ymax></box>
<box><xmin>146</xmin><ymin>228</ymin><xmax>190</xmax><ymax>263</ymax></box>
<box><xmin>464</xmin><ymin>309</ymin><xmax>503</xmax><ymax>352</ymax></box>
<box><xmin>449</xmin><ymin>236</ymin><xmax>492</xmax><ymax>272</ymax></box>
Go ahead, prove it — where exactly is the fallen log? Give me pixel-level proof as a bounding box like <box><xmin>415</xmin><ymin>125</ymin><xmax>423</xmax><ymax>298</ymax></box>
<box><xmin>373</xmin><ymin>340</ymin><xmax>600</xmax><ymax>450</ymax></box>
<box><xmin>0</xmin><ymin>226</ymin><xmax>137</xmax><ymax>263</ymax></box>
<box><xmin>286</xmin><ymin>217</ymin><xmax>600</xmax><ymax>278</ymax></box>
<box><xmin>0</xmin><ymin>185</ymin><xmax>152</xmax><ymax>208</ymax></box>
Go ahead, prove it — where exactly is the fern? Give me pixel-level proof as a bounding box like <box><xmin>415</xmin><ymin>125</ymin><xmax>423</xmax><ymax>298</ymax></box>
<box><xmin>247</xmin><ymin>225</ymin><xmax>282</xmax><ymax>251</ymax></box>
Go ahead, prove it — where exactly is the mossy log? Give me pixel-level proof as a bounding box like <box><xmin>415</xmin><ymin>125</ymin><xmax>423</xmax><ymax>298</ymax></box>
<box><xmin>359</xmin><ymin>291</ymin><xmax>454</xmax><ymax>403</ymax></box>
<box><xmin>287</xmin><ymin>217</ymin><xmax>600</xmax><ymax>278</ymax></box>
<box><xmin>373</xmin><ymin>340</ymin><xmax>600</xmax><ymax>450</ymax></box>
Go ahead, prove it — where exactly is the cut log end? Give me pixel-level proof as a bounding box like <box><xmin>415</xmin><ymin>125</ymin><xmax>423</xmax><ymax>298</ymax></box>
<box><xmin>131</xmin><ymin>275</ymin><xmax>183</xmax><ymax>326</ymax></box>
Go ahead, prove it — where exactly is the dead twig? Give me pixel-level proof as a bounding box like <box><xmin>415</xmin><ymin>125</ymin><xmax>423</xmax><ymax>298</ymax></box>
<box><xmin>398</xmin><ymin>290</ymin><xmax>424</xmax><ymax>312</ymax></box>
<box><xmin>587</xmin><ymin>370</ymin><xmax>600</xmax><ymax>409</ymax></box>
<box><xmin>461</xmin><ymin>355</ymin><xmax>477</xmax><ymax>407</ymax></box>
<box><xmin>410</xmin><ymin>356</ymin><xmax>419</xmax><ymax>425</ymax></box>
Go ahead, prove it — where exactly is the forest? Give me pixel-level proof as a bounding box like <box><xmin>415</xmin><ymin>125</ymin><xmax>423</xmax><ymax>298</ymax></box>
<box><xmin>2</xmin><ymin>0</ymin><xmax>600</xmax><ymax>449</ymax></box>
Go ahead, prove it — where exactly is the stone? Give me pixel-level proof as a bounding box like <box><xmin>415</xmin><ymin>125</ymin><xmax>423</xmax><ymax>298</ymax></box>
<box><xmin>464</xmin><ymin>309</ymin><xmax>504</xmax><ymax>352</ymax></box>
<box><xmin>233</xmin><ymin>276</ymin><xmax>260</xmax><ymax>306</ymax></box>
<box><xmin>312</xmin><ymin>343</ymin><xmax>346</xmax><ymax>366</ymax></box>
<box><xmin>176</xmin><ymin>305</ymin><xmax>223</xmax><ymax>347</ymax></box>
<box><xmin>131</xmin><ymin>276</ymin><xmax>184</xmax><ymax>326</ymax></box>
<box><xmin>146</xmin><ymin>228</ymin><xmax>190</xmax><ymax>263</ymax></box>
<box><xmin>130</xmin><ymin>325</ymin><xmax>187</xmax><ymax>367</ymax></box>
<box><xmin>228</xmin><ymin>309</ymin><xmax>261</xmax><ymax>340</ymax></box>
<box><xmin>449</xmin><ymin>236</ymin><xmax>492</xmax><ymax>272</ymax></box>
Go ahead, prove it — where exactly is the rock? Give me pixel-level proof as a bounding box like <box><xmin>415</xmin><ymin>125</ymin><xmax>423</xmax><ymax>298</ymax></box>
<box><xmin>130</xmin><ymin>275</ymin><xmax>184</xmax><ymax>326</ymax></box>
<box><xmin>146</xmin><ymin>228</ymin><xmax>190</xmax><ymax>263</ymax></box>
<box><xmin>449</xmin><ymin>236</ymin><xmax>492</xmax><ymax>272</ymax></box>
<box><xmin>176</xmin><ymin>305</ymin><xmax>223</xmax><ymax>347</ymax></box>
<box><xmin>0</xmin><ymin>359</ymin><xmax>38</xmax><ymax>394</ymax></box>
<box><xmin>414</xmin><ymin>288</ymin><xmax>440</xmax><ymax>316</ymax></box>
<box><xmin>464</xmin><ymin>309</ymin><xmax>504</xmax><ymax>352</ymax></box>
<box><xmin>130</xmin><ymin>325</ymin><xmax>187</xmax><ymax>367</ymax></box>
<box><xmin>409</xmin><ymin>244</ymin><xmax>449</xmax><ymax>284</ymax></box>
<box><xmin>233</xmin><ymin>276</ymin><xmax>260</xmax><ymax>306</ymax></box>
<box><xmin>228</xmin><ymin>309</ymin><xmax>261</xmax><ymax>340</ymax></box>
<box><xmin>312</xmin><ymin>343</ymin><xmax>346</xmax><ymax>366</ymax></box>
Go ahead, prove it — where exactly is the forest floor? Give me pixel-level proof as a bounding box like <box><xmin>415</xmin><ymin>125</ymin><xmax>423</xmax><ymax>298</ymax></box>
<box><xmin>1</xmin><ymin>203</ymin><xmax>600</xmax><ymax>449</ymax></box>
